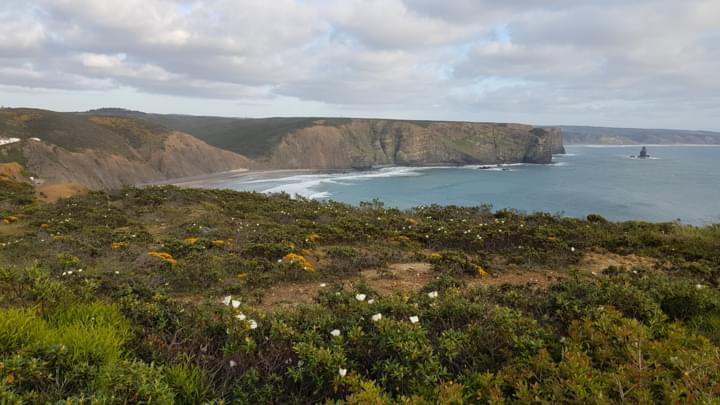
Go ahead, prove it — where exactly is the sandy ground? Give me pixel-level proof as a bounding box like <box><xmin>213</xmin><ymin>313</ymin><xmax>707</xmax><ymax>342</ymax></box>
<box><xmin>145</xmin><ymin>168</ymin><xmax>352</xmax><ymax>189</ymax></box>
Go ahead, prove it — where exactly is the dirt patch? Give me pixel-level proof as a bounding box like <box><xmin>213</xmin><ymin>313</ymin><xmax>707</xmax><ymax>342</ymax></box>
<box><xmin>468</xmin><ymin>270</ymin><xmax>562</xmax><ymax>288</ymax></box>
<box><xmin>580</xmin><ymin>251</ymin><xmax>660</xmax><ymax>274</ymax></box>
<box><xmin>255</xmin><ymin>281</ymin><xmax>324</xmax><ymax>310</ymax></box>
<box><xmin>360</xmin><ymin>262</ymin><xmax>434</xmax><ymax>296</ymax></box>
<box><xmin>0</xmin><ymin>162</ymin><xmax>28</xmax><ymax>182</ymax></box>
<box><xmin>256</xmin><ymin>262</ymin><xmax>434</xmax><ymax>310</ymax></box>
<box><xmin>36</xmin><ymin>182</ymin><xmax>88</xmax><ymax>202</ymax></box>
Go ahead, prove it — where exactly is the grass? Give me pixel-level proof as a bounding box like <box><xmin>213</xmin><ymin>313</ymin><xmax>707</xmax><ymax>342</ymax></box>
<box><xmin>0</xmin><ymin>180</ymin><xmax>719</xmax><ymax>402</ymax></box>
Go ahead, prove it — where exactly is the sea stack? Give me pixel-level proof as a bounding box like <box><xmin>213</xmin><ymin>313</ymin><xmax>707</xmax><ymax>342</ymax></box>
<box><xmin>638</xmin><ymin>147</ymin><xmax>649</xmax><ymax>158</ymax></box>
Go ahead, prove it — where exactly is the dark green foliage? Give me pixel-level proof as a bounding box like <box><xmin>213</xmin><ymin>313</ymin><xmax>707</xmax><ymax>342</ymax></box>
<box><xmin>1</xmin><ymin>181</ymin><xmax>720</xmax><ymax>402</ymax></box>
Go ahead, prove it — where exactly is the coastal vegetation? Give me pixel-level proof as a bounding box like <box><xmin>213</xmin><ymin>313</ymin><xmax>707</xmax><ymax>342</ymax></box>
<box><xmin>1</xmin><ymin>181</ymin><xmax>720</xmax><ymax>403</ymax></box>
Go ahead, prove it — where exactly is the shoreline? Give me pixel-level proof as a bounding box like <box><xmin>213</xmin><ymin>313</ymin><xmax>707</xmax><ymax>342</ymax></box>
<box><xmin>148</xmin><ymin>168</ymin><xmax>351</xmax><ymax>188</ymax></box>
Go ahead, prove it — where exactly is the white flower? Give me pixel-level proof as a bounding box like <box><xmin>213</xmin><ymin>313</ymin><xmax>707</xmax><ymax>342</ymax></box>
<box><xmin>368</xmin><ymin>299</ymin><xmax>375</xmax><ymax>304</ymax></box>
<box><xmin>330</xmin><ymin>329</ymin><xmax>341</xmax><ymax>337</ymax></box>
<box><xmin>570</xmin><ymin>247</ymin><xmax>576</xmax><ymax>252</ymax></box>
<box><xmin>67</xmin><ymin>271</ymin><xmax>73</xmax><ymax>275</ymax></box>
<box><xmin>338</xmin><ymin>368</ymin><xmax>347</xmax><ymax>377</ymax></box>
<box><xmin>235</xmin><ymin>313</ymin><xmax>247</xmax><ymax>321</ymax></box>
<box><xmin>229</xmin><ymin>360</ymin><xmax>237</xmax><ymax>368</ymax></box>
<box><xmin>427</xmin><ymin>291</ymin><xmax>439</xmax><ymax>299</ymax></box>
<box><xmin>231</xmin><ymin>299</ymin><xmax>241</xmax><ymax>308</ymax></box>
<box><xmin>320</xmin><ymin>283</ymin><xmax>327</xmax><ymax>287</ymax></box>
<box><xmin>248</xmin><ymin>319</ymin><xmax>258</xmax><ymax>329</ymax></box>
<box><xmin>696</xmin><ymin>284</ymin><xmax>706</xmax><ymax>290</ymax></box>
<box><xmin>114</xmin><ymin>271</ymin><xmax>120</xmax><ymax>275</ymax></box>
<box><xmin>409</xmin><ymin>316</ymin><xmax>419</xmax><ymax>324</ymax></box>
<box><xmin>62</xmin><ymin>271</ymin><xmax>67</xmax><ymax>276</ymax></box>
<box><xmin>355</xmin><ymin>293</ymin><xmax>367</xmax><ymax>302</ymax></box>
<box><xmin>222</xmin><ymin>296</ymin><xmax>232</xmax><ymax>306</ymax></box>
<box><xmin>371</xmin><ymin>313</ymin><xmax>382</xmax><ymax>322</ymax></box>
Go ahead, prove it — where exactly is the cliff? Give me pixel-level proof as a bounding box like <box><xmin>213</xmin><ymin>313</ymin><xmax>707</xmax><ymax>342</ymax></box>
<box><xmin>1</xmin><ymin>108</ymin><xmax>565</xmax><ymax>190</ymax></box>
<box><xmin>260</xmin><ymin>120</ymin><xmax>563</xmax><ymax>169</ymax></box>
<box><xmin>558</xmin><ymin>125</ymin><xmax>720</xmax><ymax>145</ymax></box>
<box><xmin>0</xmin><ymin>109</ymin><xmax>252</xmax><ymax>189</ymax></box>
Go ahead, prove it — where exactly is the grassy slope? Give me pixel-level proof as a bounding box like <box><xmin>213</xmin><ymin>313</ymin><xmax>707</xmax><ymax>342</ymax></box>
<box><xmin>0</xmin><ymin>108</ymin><xmax>170</xmax><ymax>157</ymax></box>
<box><xmin>1</xmin><ymin>181</ymin><xmax>719</xmax><ymax>402</ymax></box>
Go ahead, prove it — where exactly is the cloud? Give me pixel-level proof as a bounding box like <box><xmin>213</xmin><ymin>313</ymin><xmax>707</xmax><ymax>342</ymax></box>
<box><xmin>0</xmin><ymin>0</ymin><xmax>718</xmax><ymax>129</ymax></box>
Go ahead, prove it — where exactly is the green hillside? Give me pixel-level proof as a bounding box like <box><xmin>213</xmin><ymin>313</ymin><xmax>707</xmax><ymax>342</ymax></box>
<box><xmin>0</xmin><ymin>108</ymin><xmax>170</xmax><ymax>157</ymax></box>
<box><xmin>1</xmin><ymin>180</ymin><xmax>719</xmax><ymax>403</ymax></box>
<box><xmin>88</xmin><ymin>108</ymin><xmax>353</xmax><ymax>158</ymax></box>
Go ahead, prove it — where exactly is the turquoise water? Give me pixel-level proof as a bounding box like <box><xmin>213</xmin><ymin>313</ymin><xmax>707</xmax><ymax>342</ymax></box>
<box><xmin>203</xmin><ymin>146</ymin><xmax>720</xmax><ymax>225</ymax></box>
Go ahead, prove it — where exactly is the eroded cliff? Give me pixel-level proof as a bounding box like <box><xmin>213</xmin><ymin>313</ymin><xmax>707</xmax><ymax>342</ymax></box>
<box><xmin>261</xmin><ymin>120</ymin><xmax>563</xmax><ymax>169</ymax></box>
<box><xmin>19</xmin><ymin>132</ymin><xmax>252</xmax><ymax>189</ymax></box>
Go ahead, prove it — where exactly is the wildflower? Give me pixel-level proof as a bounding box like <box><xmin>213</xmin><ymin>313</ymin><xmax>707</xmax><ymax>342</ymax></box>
<box><xmin>371</xmin><ymin>313</ymin><xmax>382</xmax><ymax>322</ymax></box>
<box><xmin>222</xmin><ymin>296</ymin><xmax>232</xmax><ymax>306</ymax></box>
<box><xmin>330</xmin><ymin>329</ymin><xmax>341</xmax><ymax>337</ymax></box>
<box><xmin>427</xmin><ymin>291</ymin><xmax>439</xmax><ymax>299</ymax></box>
<box><xmin>306</xmin><ymin>233</ymin><xmax>321</xmax><ymax>242</ymax></box>
<box><xmin>368</xmin><ymin>299</ymin><xmax>375</xmax><ymax>304</ymax></box>
<box><xmin>114</xmin><ymin>271</ymin><xmax>120</xmax><ymax>275</ymax></box>
<box><xmin>409</xmin><ymin>316</ymin><xmax>419</xmax><ymax>324</ymax></box>
<box><xmin>147</xmin><ymin>251</ymin><xmax>177</xmax><ymax>266</ymax></box>
<box><xmin>40</xmin><ymin>223</ymin><xmax>49</xmax><ymax>229</ymax></box>
<box><xmin>320</xmin><ymin>283</ymin><xmax>327</xmax><ymax>287</ymax></box>
<box><xmin>570</xmin><ymin>247</ymin><xmax>576</xmax><ymax>252</ymax></box>
<box><xmin>355</xmin><ymin>293</ymin><xmax>367</xmax><ymax>301</ymax></box>
<box><xmin>235</xmin><ymin>313</ymin><xmax>247</xmax><ymax>321</ymax></box>
<box><xmin>183</xmin><ymin>237</ymin><xmax>200</xmax><ymax>245</ymax></box>
<box><xmin>474</xmin><ymin>265</ymin><xmax>489</xmax><ymax>277</ymax></box>
<box><xmin>111</xmin><ymin>241</ymin><xmax>129</xmax><ymax>249</ymax></box>
<box><xmin>430</xmin><ymin>252</ymin><xmax>442</xmax><ymax>259</ymax></box>
<box><xmin>212</xmin><ymin>239</ymin><xmax>226</xmax><ymax>246</ymax></box>
<box><xmin>231</xmin><ymin>299</ymin><xmax>241</xmax><ymax>308</ymax></box>
<box><xmin>248</xmin><ymin>320</ymin><xmax>258</xmax><ymax>329</ymax></box>
<box><xmin>338</xmin><ymin>368</ymin><xmax>347</xmax><ymax>377</ymax></box>
<box><xmin>229</xmin><ymin>360</ymin><xmax>237</xmax><ymax>368</ymax></box>
<box><xmin>696</xmin><ymin>284</ymin><xmax>706</xmax><ymax>290</ymax></box>
<box><xmin>282</xmin><ymin>253</ymin><xmax>314</xmax><ymax>272</ymax></box>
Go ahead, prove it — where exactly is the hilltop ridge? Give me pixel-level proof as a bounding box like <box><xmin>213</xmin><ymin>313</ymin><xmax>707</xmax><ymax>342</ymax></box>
<box><xmin>1</xmin><ymin>108</ymin><xmax>565</xmax><ymax>189</ymax></box>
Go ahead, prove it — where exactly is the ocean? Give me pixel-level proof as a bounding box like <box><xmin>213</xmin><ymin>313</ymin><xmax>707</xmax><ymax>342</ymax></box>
<box><xmin>193</xmin><ymin>145</ymin><xmax>720</xmax><ymax>225</ymax></box>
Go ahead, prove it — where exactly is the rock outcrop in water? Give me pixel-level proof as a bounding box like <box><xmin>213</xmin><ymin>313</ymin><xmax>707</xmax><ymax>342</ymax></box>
<box><xmin>638</xmin><ymin>147</ymin><xmax>649</xmax><ymax>158</ymax></box>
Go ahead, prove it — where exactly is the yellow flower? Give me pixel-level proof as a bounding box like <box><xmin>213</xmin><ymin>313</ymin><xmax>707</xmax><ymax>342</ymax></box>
<box><xmin>282</xmin><ymin>253</ymin><xmax>314</xmax><ymax>272</ymax></box>
<box><xmin>2</xmin><ymin>215</ymin><xmax>18</xmax><ymax>224</ymax></box>
<box><xmin>474</xmin><ymin>265</ymin><xmax>489</xmax><ymax>277</ymax></box>
<box><xmin>306</xmin><ymin>233</ymin><xmax>321</xmax><ymax>243</ymax></box>
<box><xmin>183</xmin><ymin>237</ymin><xmax>200</xmax><ymax>245</ymax></box>
<box><xmin>40</xmin><ymin>223</ymin><xmax>50</xmax><ymax>229</ymax></box>
<box><xmin>212</xmin><ymin>239</ymin><xmax>226</xmax><ymax>246</ymax></box>
<box><xmin>111</xmin><ymin>241</ymin><xmax>129</xmax><ymax>249</ymax></box>
<box><xmin>148</xmin><ymin>251</ymin><xmax>177</xmax><ymax>266</ymax></box>
<box><xmin>430</xmin><ymin>253</ymin><xmax>442</xmax><ymax>260</ymax></box>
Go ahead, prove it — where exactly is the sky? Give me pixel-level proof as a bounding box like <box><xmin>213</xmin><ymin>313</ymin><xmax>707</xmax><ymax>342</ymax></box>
<box><xmin>1</xmin><ymin>0</ymin><xmax>719</xmax><ymax>130</ymax></box>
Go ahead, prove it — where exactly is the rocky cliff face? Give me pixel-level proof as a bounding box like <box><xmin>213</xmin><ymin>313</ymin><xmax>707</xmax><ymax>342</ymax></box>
<box><xmin>261</xmin><ymin>120</ymin><xmax>563</xmax><ymax>169</ymax></box>
<box><xmin>19</xmin><ymin>132</ymin><xmax>252</xmax><ymax>189</ymax></box>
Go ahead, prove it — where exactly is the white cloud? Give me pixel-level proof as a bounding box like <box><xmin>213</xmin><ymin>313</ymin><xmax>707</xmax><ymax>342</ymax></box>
<box><xmin>0</xmin><ymin>0</ymin><xmax>718</xmax><ymax>129</ymax></box>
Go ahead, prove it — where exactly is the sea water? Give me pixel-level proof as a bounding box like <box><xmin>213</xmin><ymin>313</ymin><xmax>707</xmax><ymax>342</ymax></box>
<box><xmin>199</xmin><ymin>145</ymin><xmax>720</xmax><ymax>225</ymax></box>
